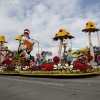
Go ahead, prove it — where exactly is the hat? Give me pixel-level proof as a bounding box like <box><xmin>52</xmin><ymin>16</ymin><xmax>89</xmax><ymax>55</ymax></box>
<box><xmin>82</xmin><ymin>21</ymin><xmax>100</xmax><ymax>32</ymax></box>
<box><xmin>22</xmin><ymin>29</ymin><xmax>30</xmax><ymax>39</ymax></box>
<box><xmin>0</xmin><ymin>36</ymin><xmax>8</xmax><ymax>43</ymax></box>
<box><xmin>4</xmin><ymin>46</ymin><xmax>9</xmax><ymax>50</ymax></box>
<box><xmin>15</xmin><ymin>35</ymin><xmax>22</xmax><ymax>40</ymax></box>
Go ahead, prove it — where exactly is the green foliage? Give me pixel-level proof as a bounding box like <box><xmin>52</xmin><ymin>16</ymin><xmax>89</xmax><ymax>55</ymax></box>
<box><xmin>13</xmin><ymin>50</ymin><xmax>20</xmax><ymax>60</ymax></box>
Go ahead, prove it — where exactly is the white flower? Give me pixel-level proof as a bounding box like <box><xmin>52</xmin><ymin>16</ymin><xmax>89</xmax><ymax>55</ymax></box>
<box><xmin>16</xmin><ymin>66</ymin><xmax>21</xmax><ymax>71</ymax></box>
<box><xmin>65</xmin><ymin>63</ymin><xmax>68</xmax><ymax>66</ymax></box>
<box><xmin>98</xmin><ymin>65</ymin><xmax>100</xmax><ymax>68</ymax></box>
<box><xmin>53</xmin><ymin>65</ymin><xmax>57</xmax><ymax>69</ymax></box>
<box><xmin>54</xmin><ymin>65</ymin><xmax>57</xmax><ymax>67</ymax></box>
<box><xmin>58</xmin><ymin>63</ymin><xmax>61</xmax><ymax>66</ymax></box>
<box><xmin>70</xmin><ymin>65</ymin><xmax>73</xmax><ymax>70</ymax></box>
<box><xmin>23</xmin><ymin>68</ymin><xmax>26</xmax><ymax>70</ymax></box>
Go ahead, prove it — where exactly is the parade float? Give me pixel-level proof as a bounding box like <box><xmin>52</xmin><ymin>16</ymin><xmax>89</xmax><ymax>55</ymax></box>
<box><xmin>19</xmin><ymin>26</ymin><xmax>100</xmax><ymax>76</ymax></box>
<box><xmin>0</xmin><ymin>22</ymin><xmax>100</xmax><ymax>76</ymax></box>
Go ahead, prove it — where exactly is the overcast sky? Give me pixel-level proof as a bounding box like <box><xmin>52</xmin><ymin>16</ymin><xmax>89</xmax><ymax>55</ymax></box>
<box><xmin>0</xmin><ymin>0</ymin><xmax>100</xmax><ymax>59</ymax></box>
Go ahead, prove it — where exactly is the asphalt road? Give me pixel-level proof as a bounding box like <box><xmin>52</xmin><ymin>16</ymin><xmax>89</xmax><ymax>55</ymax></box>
<box><xmin>0</xmin><ymin>75</ymin><xmax>100</xmax><ymax>100</ymax></box>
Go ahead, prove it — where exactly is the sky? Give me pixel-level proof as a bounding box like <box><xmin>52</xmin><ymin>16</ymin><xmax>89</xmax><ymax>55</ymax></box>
<box><xmin>0</xmin><ymin>0</ymin><xmax>100</xmax><ymax>59</ymax></box>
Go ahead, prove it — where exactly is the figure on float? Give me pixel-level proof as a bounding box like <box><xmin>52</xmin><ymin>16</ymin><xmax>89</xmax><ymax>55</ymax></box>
<box><xmin>67</xmin><ymin>48</ymin><xmax>74</xmax><ymax>66</ymax></box>
<box><xmin>15</xmin><ymin>29</ymin><xmax>35</xmax><ymax>66</ymax></box>
<box><xmin>29</xmin><ymin>51</ymin><xmax>47</xmax><ymax>71</ymax></box>
<box><xmin>0</xmin><ymin>36</ymin><xmax>14</xmax><ymax>67</ymax></box>
<box><xmin>0</xmin><ymin>36</ymin><xmax>8</xmax><ymax>64</ymax></box>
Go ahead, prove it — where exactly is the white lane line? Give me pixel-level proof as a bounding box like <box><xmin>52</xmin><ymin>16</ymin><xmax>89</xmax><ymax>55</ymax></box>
<box><xmin>0</xmin><ymin>77</ymin><xmax>64</xmax><ymax>87</ymax></box>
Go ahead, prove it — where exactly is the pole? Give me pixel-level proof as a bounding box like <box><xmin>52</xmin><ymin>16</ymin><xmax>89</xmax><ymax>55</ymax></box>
<box><xmin>0</xmin><ymin>42</ymin><xmax>1</xmax><ymax>64</ymax></box>
<box><xmin>38</xmin><ymin>41</ymin><xmax>39</xmax><ymax>54</ymax></box>
<box><xmin>34</xmin><ymin>46</ymin><xmax>42</xmax><ymax>54</ymax></box>
<box><xmin>58</xmin><ymin>38</ymin><xmax>63</xmax><ymax>59</ymax></box>
<box><xmin>88</xmin><ymin>32</ymin><xmax>94</xmax><ymax>62</ymax></box>
<box><xmin>31</xmin><ymin>39</ymin><xmax>39</xmax><ymax>54</ymax></box>
<box><xmin>70</xmin><ymin>39</ymin><xmax>72</xmax><ymax>49</ymax></box>
<box><xmin>40</xmin><ymin>47</ymin><xmax>42</xmax><ymax>53</ymax></box>
<box><xmin>97</xmin><ymin>31</ymin><xmax>100</xmax><ymax>47</ymax></box>
<box><xmin>0</xmin><ymin>53</ymin><xmax>1</xmax><ymax>64</ymax></box>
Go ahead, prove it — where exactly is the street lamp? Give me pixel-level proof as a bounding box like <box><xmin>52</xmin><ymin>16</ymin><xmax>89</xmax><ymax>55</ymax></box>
<box><xmin>34</xmin><ymin>46</ymin><xmax>42</xmax><ymax>53</ymax></box>
<box><xmin>31</xmin><ymin>39</ymin><xmax>39</xmax><ymax>54</ymax></box>
<box><xmin>40</xmin><ymin>47</ymin><xmax>42</xmax><ymax>53</ymax></box>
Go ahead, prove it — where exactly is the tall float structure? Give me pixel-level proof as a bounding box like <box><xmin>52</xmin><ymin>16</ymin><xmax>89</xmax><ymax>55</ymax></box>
<box><xmin>53</xmin><ymin>29</ymin><xmax>74</xmax><ymax>59</ymax></box>
<box><xmin>15</xmin><ymin>29</ymin><xmax>35</xmax><ymax>60</ymax></box>
<box><xmin>82</xmin><ymin>21</ymin><xmax>100</xmax><ymax>62</ymax></box>
<box><xmin>0</xmin><ymin>36</ymin><xmax>8</xmax><ymax>63</ymax></box>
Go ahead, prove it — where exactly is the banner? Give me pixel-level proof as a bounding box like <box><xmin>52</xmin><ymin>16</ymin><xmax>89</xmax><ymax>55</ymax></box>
<box><xmin>45</xmin><ymin>51</ymin><xmax>52</xmax><ymax>56</ymax></box>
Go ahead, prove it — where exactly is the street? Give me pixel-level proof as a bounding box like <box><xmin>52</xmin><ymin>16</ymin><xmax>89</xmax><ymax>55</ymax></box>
<box><xmin>0</xmin><ymin>75</ymin><xmax>100</xmax><ymax>100</ymax></box>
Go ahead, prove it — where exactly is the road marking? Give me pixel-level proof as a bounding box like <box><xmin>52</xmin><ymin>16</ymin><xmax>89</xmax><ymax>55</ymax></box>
<box><xmin>0</xmin><ymin>77</ymin><xmax>64</xmax><ymax>87</ymax></box>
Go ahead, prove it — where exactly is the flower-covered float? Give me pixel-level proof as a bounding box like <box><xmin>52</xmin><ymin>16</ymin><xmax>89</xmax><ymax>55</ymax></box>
<box><xmin>19</xmin><ymin>27</ymin><xmax>100</xmax><ymax>76</ymax></box>
<box><xmin>0</xmin><ymin>22</ymin><xmax>100</xmax><ymax>76</ymax></box>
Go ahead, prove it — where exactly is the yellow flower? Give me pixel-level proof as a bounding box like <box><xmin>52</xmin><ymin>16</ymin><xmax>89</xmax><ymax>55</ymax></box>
<box><xmin>67</xmin><ymin>66</ymin><xmax>70</xmax><ymax>69</ymax></box>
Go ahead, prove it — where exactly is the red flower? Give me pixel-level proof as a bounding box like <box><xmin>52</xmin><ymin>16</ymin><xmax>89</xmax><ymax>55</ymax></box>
<box><xmin>38</xmin><ymin>66</ymin><xmax>41</xmax><ymax>70</ymax></box>
<box><xmin>30</xmin><ymin>66</ymin><xmax>35</xmax><ymax>70</ymax></box>
<box><xmin>45</xmin><ymin>63</ymin><xmax>53</xmax><ymax>71</ymax></box>
<box><xmin>53</xmin><ymin>56</ymin><xmax>60</xmax><ymax>63</ymax></box>
<box><xmin>25</xmin><ymin>62</ymin><xmax>30</xmax><ymax>66</ymax></box>
<box><xmin>75</xmin><ymin>62</ymin><xmax>81</xmax><ymax>67</ymax></box>
<box><xmin>88</xmin><ymin>55</ymin><xmax>93</xmax><ymax>61</ymax></box>
<box><xmin>75</xmin><ymin>62</ymin><xmax>92</xmax><ymax>71</ymax></box>
<box><xmin>97</xmin><ymin>55</ymin><xmax>100</xmax><ymax>59</ymax></box>
<box><xmin>80</xmin><ymin>65</ymin><xmax>92</xmax><ymax>71</ymax></box>
<box><xmin>5</xmin><ymin>59</ymin><xmax>11</xmax><ymax>66</ymax></box>
<box><xmin>42</xmin><ymin>64</ymin><xmax>46</xmax><ymax>68</ymax></box>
